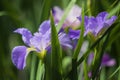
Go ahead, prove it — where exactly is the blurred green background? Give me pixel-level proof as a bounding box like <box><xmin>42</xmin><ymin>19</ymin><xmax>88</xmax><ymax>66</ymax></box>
<box><xmin>0</xmin><ymin>0</ymin><xmax>120</xmax><ymax>80</ymax></box>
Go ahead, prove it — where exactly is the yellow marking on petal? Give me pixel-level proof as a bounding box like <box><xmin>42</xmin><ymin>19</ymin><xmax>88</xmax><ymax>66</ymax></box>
<box><xmin>27</xmin><ymin>47</ymin><xmax>36</xmax><ymax>53</ymax></box>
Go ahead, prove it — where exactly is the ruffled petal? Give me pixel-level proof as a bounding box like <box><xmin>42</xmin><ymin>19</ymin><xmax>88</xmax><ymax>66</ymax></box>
<box><xmin>14</xmin><ymin>28</ymin><xmax>32</xmax><ymax>46</ymax></box>
<box><xmin>11</xmin><ymin>46</ymin><xmax>28</xmax><ymax>70</ymax></box>
<box><xmin>96</xmin><ymin>12</ymin><xmax>108</xmax><ymax>21</ymax></box>
<box><xmin>59</xmin><ymin>32</ymin><xmax>72</xmax><ymax>49</ymax></box>
<box><xmin>38</xmin><ymin>20</ymin><xmax>51</xmax><ymax>34</ymax></box>
<box><xmin>30</xmin><ymin>32</ymin><xmax>50</xmax><ymax>51</ymax></box>
<box><xmin>105</xmin><ymin>16</ymin><xmax>117</xmax><ymax>26</ymax></box>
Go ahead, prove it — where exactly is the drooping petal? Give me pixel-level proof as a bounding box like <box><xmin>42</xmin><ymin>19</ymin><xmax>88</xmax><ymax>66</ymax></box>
<box><xmin>11</xmin><ymin>46</ymin><xmax>28</xmax><ymax>70</ymax></box>
<box><xmin>14</xmin><ymin>28</ymin><xmax>32</xmax><ymax>46</ymax></box>
<box><xmin>59</xmin><ymin>32</ymin><xmax>72</xmax><ymax>49</ymax></box>
<box><xmin>38</xmin><ymin>20</ymin><xmax>51</xmax><ymax>34</ymax></box>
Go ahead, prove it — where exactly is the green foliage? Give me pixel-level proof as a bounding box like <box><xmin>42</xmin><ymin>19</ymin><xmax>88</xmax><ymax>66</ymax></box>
<box><xmin>0</xmin><ymin>0</ymin><xmax>120</xmax><ymax>80</ymax></box>
<box><xmin>50</xmin><ymin>12</ymin><xmax>62</xmax><ymax>80</ymax></box>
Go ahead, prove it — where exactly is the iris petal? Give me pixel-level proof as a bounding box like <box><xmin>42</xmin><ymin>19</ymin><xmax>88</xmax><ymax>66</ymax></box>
<box><xmin>59</xmin><ymin>32</ymin><xmax>72</xmax><ymax>49</ymax></box>
<box><xmin>105</xmin><ymin>16</ymin><xmax>117</xmax><ymax>26</ymax></box>
<box><xmin>96</xmin><ymin>11</ymin><xmax>108</xmax><ymax>20</ymax></box>
<box><xmin>38</xmin><ymin>20</ymin><xmax>50</xmax><ymax>34</ymax></box>
<box><xmin>11</xmin><ymin>46</ymin><xmax>28</xmax><ymax>70</ymax></box>
<box><xmin>102</xmin><ymin>54</ymin><xmax>116</xmax><ymax>66</ymax></box>
<box><xmin>68</xmin><ymin>29</ymin><xmax>80</xmax><ymax>40</ymax></box>
<box><xmin>30</xmin><ymin>33</ymin><xmax>49</xmax><ymax>51</ymax></box>
<box><xmin>14</xmin><ymin>28</ymin><xmax>32</xmax><ymax>46</ymax></box>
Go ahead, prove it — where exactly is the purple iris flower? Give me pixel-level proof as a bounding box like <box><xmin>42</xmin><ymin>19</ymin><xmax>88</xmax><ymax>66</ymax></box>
<box><xmin>77</xmin><ymin>12</ymin><xmax>117</xmax><ymax>36</ymax></box>
<box><xmin>52</xmin><ymin>5</ymin><xmax>81</xmax><ymax>29</ymax></box>
<box><xmin>11</xmin><ymin>20</ymin><xmax>72</xmax><ymax>70</ymax></box>
<box><xmin>88</xmin><ymin>53</ymin><xmax>116</xmax><ymax>67</ymax></box>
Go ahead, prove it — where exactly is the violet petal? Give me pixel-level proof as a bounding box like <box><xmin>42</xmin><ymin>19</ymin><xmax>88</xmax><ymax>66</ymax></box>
<box><xmin>105</xmin><ymin>16</ymin><xmax>117</xmax><ymax>26</ymax></box>
<box><xmin>38</xmin><ymin>20</ymin><xmax>51</xmax><ymax>34</ymax></box>
<box><xmin>30</xmin><ymin>32</ymin><xmax>50</xmax><ymax>51</ymax></box>
<box><xmin>102</xmin><ymin>54</ymin><xmax>116</xmax><ymax>66</ymax></box>
<box><xmin>59</xmin><ymin>32</ymin><xmax>72</xmax><ymax>49</ymax></box>
<box><xmin>11</xmin><ymin>46</ymin><xmax>28</xmax><ymax>70</ymax></box>
<box><xmin>14</xmin><ymin>28</ymin><xmax>32</xmax><ymax>46</ymax></box>
<box><xmin>68</xmin><ymin>29</ymin><xmax>80</xmax><ymax>40</ymax></box>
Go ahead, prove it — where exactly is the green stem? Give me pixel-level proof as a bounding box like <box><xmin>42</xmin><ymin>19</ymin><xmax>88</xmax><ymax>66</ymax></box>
<box><xmin>30</xmin><ymin>55</ymin><xmax>37</xmax><ymax>80</ymax></box>
<box><xmin>36</xmin><ymin>60</ymin><xmax>44</xmax><ymax>80</ymax></box>
<box><xmin>92</xmin><ymin>48</ymin><xmax>97</xmax><ymax>65</ymax></box>
<box><xmin>87</xmin><ymin>0</ymin><xmax>91</xmax><ymax>16</ymax></box>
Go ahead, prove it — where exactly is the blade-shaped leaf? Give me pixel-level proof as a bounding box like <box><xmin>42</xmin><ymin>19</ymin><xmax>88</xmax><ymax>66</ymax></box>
<box><xmin>108</xmin><ymin>65</ymin><xmax>120</xmax><ymax>79</ymax></box>
<box><xmin>73</xmin><ymin>4</ymin><xmax>85</xmax><ymax>60</ymax></box>
<box><xmin>50</xmin><ymin>12</ymin><xmax>62</xmax><ymax>80</ymax></box>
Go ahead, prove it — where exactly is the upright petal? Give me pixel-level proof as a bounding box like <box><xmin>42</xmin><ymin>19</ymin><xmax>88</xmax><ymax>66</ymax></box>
<box><xmin>30</xmin><ymin>33</ymin><xmax>50</xmax><ymax>51</ymax></box>
<box><xmin>11</xmin><ymin>46</ymin><xmax>28</xmax><ymax>70</ymax></box>
<box><xmin>96</xmin><ymin>12</ymin><xmax>108</xmax><ymax>21</ymax></box>
<box><xmin>65</xmin><ymin>5</ymin><xmax>81</xmax><ymax>27</ymax></box>
<box><xmin>38</xmin><ymin>20</ymin><xmax>51</xmax><ymax>34</ymax></box>
<box><xmin>52</xmin><ymin>6</ymin><xmax>63</xmax><ymax>23</ymax></box>
<box><xmin>14</xmin><ymin>28</ymin><xmax>32</xmax><ymax>46</ymax></box>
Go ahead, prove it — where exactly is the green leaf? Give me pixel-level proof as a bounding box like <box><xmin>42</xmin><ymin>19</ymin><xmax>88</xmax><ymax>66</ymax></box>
<box><xmin>91</xmin><ymin>33</ymin><xmax>110</xmax><ymax>79</ymax></box>
<box><xmin>73</xmin><ymin>4</ymin><xmax>85</xmax><ymax>60</ymax></box>
<box><xmin>56</xmin><ymin>0</ymin><xmax>76</xmax><ymax>32</ymax></box>
<box><xmin>108</xmin><ymin>65</ymin><xmax>120</xmax><ymax>79</ymax></box>
<box><xmin>108</xmin><ymin>2</ymin><xmax>120</xmax><ymax>18</ymax></box>
<box><xmin>50</xmin><ymin>12</ymin><xmax>62</xmax><ymax>80</ymax></box>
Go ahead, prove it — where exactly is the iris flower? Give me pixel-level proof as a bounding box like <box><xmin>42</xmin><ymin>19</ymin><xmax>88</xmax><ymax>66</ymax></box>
<box><xmin>78</xmin><ymin>12</ymin><xmax>117</xmax><ymax>37</ymax></box>
<box><xmin>11</xmin><ymin>20</ymin><xmax>72</xmax><ymax>70</ymax></box>
<box><xmin>52</xmin><ymin>5</ymin><xmax>81</xmax><ymax>28</ymax></box>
